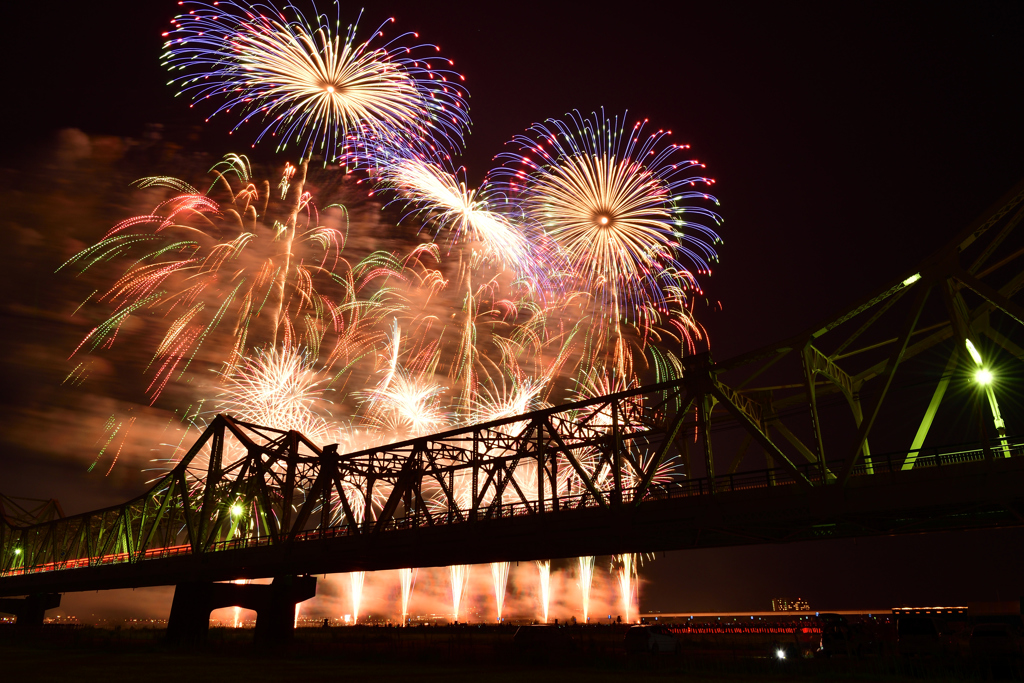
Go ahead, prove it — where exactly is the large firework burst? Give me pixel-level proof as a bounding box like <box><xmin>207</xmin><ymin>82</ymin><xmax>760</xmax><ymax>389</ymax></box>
<box><xmin>59</xmin><ymin>154</ymin><xmax>401</xmax><ymax>403</ymax></box>
<box><xmin>495</xmin><ymin>109</ymin><xmax>722</xmax><ymax>323</ymax></box>
<box><xmin>162</xmin><ymin>2</ymin><xmax>470</xmax><ymax>163</ymax></box>
<box><xmin>216</xmin><ymin>346</ymin><xmax>338</xmax><ymax>441</ymax></box>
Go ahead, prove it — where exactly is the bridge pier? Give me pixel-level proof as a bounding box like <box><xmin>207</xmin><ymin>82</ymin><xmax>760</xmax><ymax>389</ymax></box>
<box><xmin>166</xmin><ymin>575</ymin><xmax>316</xmax><ymax>646</ymax></box>
<box><xmin>0</xmin><ymin>593</ymin><xmax>62</xmax><ymax>632</ymax></box>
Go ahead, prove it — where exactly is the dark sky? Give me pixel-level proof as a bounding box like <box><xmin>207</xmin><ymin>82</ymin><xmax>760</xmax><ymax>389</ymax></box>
<box><xmin>2</xmin><ymin>1</ymin><xmax>1024</xmax><ymax>618</ymax></box>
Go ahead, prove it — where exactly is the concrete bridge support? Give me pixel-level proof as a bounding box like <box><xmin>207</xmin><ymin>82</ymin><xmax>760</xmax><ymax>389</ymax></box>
<box><xmin>166</xmin><ymin>575</ymin><xmax>316</xmax><ymax>646</ymax></box>
<box><xmin>0</xmin><ymin>593</ymin><xmax>62</xmax><ymax>632</ymax></box>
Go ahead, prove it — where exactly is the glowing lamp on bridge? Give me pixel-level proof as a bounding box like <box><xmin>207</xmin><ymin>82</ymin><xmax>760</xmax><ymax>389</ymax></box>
<box><xmin>13</xmin><ymin>548</ymin><xmax>21</xmax><ymax>555</ymax></box>
<box><xmin>965</xmin><ymin>338</ymin><xmax>1007</xmax><ymax>443</ymax></box>
<box><xmin>230</xmin><ymin>504</ymin><xmax>243</xmax><ymax>518</ymax></box>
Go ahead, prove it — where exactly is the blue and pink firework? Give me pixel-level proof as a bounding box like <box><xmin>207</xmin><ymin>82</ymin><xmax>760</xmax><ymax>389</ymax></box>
<box><xmin>162</xmin><ymin>2</ymin><xmax>471</xmax><ymax>164</ymax></box>
<box><xmin>493</xmin><ymin>109</ymin><xmax>722</xmax><ymax>322</ymax></box>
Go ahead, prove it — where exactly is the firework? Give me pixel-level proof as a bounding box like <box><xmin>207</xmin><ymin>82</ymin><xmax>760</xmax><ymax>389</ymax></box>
<box><xmin>471</xmin><ymin>376</ymin><xmax>548</xmax><ymax>427</ymax></box>
<box><xmin>60</xmin><ymin>155</ymin><xmax>401</xmax><ymax>405</ymax></box>
<box><xmin>362</xmin><ymin>321</ymin><xmax>451</xmax><ymax>440</ymax></box>
<box><xmin>578</xmin><ymin>556</ymin><xmax>595</xmax><ymax>623</ymax></box>
<box><xmin>373</xmin><ymin>152</ymin><xmax>543</xmax><ymax>281</ymax></box>
<box><xmin>615</xmin><ymin>553</ymin><xmax>637</xmax><ymax>624</ymax></box>
<box><xmin>217</xmin><ymin>346</ymin><xmax>338</xmax><ymax>441</ymax></box>
<box><xmin>163</xmin><ymin>2</ymin><xmax>470</xmax><ymax>163</ymax></box>
<box><xmin>495</xmin><ymin>109</ymin><xmax>722</xmax><ymax>327</ymax></box>
<box><xmin>448</xmin><ymin>564</ymin><xmax>471</xmax><ymax>622</ymax></box>
<box><xmin>490</xmin><ymin>561</ymin><xmax>510</xmax><ymax>622</ymax></box>
<box><xmin>60</xmin><ymin>101</ymin><xmax>716</xmax><ymax>628</ymax></box>
<box><xmin>349</xmin><ymin>571</ymin><xmax>365</xmax><ymax>623</ymax></box>
<box><xmin>399</xmin><ymin>567</ymin><xmax>417</xmax><ymax>625</ymax></box>
<box><xmin>536</xmin><ymin>559</ymin><xmax>551</xmax><ymax>623</ymax></box>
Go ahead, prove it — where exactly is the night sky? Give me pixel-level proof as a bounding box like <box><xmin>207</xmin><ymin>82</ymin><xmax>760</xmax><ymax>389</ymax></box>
<box><xmin>2</xmin><ymin>1</ymin><xmax>1024</xmax><ymax>619</ymax></box>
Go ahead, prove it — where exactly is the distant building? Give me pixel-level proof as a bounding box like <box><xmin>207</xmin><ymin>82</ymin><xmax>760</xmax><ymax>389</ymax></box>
<box><xmin>772</xmin><ymin>598</ymin><xmax>810</xmax><ymax>612</ymax></box>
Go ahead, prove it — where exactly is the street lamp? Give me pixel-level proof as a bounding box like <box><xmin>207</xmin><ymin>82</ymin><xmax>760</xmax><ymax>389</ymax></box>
<box><xmin>230</xmin><ymin>504</ymin><xmax>243</xmax><ymax>518</ymax></box>
<box><xmin>965</xmin><ymin>339</ymin><xmax>1007</xmax><ymax>451</ymax></box>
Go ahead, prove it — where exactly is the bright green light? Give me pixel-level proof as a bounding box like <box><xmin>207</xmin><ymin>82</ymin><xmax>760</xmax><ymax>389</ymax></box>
<box><xmin>965</xmin><ymin>339</ymin><xmax>983</xmax><ymax>366</ymax></box>
<box><xmin>902</xmin><ymin>273</ymin><xmax>922</xmax><ymax>287</ymax></box>
<box><xmin>975</xmin><ymin>368</ymin><xmax>993</xmax><ymax>385</ymax></box>
<box><xmin>230</xmin><ymin>504</ymin><xmax>243</xmax><ymax>517</ymax></box>
<box><xmin>13</xmin><ymin>548</ymin><xmax>21</xmax><ymax>555</ymax></box>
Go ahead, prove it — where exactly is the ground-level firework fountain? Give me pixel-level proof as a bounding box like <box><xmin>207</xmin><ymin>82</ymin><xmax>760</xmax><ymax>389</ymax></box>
<box><xmin>490</xmin><ymin>561</ymin><xmax>509</xmax><ymax>621</ymax></box>
<box><xmin>536</xmin><ymin>560</ymin><xmax>551</xmax><ymax>623</ymax></box>
<box><xmin>616</xmin><ymin>553</ymin><xmax>638</xmax><ymax>624</ymax></box>
<box><xmin>399</xmin><ymin>568</ymin><xmax>416</xmax><ymax>625</ymax></box>
<box><xmin>349</xmin><ymin>571</ymin><xmax>365</xmax><ymax>623</ymax></box>
<box><xmin>578</xmin><ymin>556</ymin><xmax>595</xmax><ymax>623</ymax></box>
<box><xmin>449</xmin><ymin>565</ymin><xmax>471</xmax><ymax>621</ymax></box>
<box><xmin>322</xmin><ymin>558</ymin><xmax>643</xmax><ymax>625</ymax></box>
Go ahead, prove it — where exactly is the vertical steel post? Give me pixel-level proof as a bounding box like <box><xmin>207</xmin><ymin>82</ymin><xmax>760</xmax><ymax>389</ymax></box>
<box><xmin>448</xmin><ymin>469</ymin><xmax>454</xmax><ymax>523</ymax></box>
<box><xmin>700</xmin><ymin>396</ymin><xmax>715</xmax><ymax>493</ymax></box>
<box><xmin>281</xmin><ymin>432</ymin><xmax>298</xmax><ymax>532</ymax></box>
<box><xmin>801</xmin><ymin>346</ymin><xmax>828</xmax><ymax>481</ymax></box>
<box><xmin>198</xmin><ymin>419</ymin><xmax>224</xmax><ymax>546</ymax></box>
<box><xmin>612</xmin><ymin>401</ymin><xmax>623</xmax><ymax>505</ymax></box>
<box><xmin>471</xmin><ymin>428</ymin><xmax>479</xmax><ymax>521</ymax></box>
<box><xmin>537</xmin><ymin>419</ymin><xmax>545</xmax><ymax>513</ymax></box>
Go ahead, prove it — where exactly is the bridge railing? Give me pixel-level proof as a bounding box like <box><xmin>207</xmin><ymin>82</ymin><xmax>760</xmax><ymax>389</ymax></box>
<box><xmin>199</xmin><ymin>436</ymin><xmax>1024</xmax><ymax>553</ymax></box>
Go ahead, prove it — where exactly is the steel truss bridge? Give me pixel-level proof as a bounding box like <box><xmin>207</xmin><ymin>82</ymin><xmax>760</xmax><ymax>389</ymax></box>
<box><xmin>3</xmin><ymin>179</ymin><xmax>1024</xmax><ymax>639</ymax></box>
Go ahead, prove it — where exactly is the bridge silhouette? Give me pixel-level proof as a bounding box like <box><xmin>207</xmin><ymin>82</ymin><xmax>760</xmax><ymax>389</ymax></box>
<box><xmin>3</xmin><ymin>179</ymin><xmax>1024</xmax><ymax>642</ymax></box>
